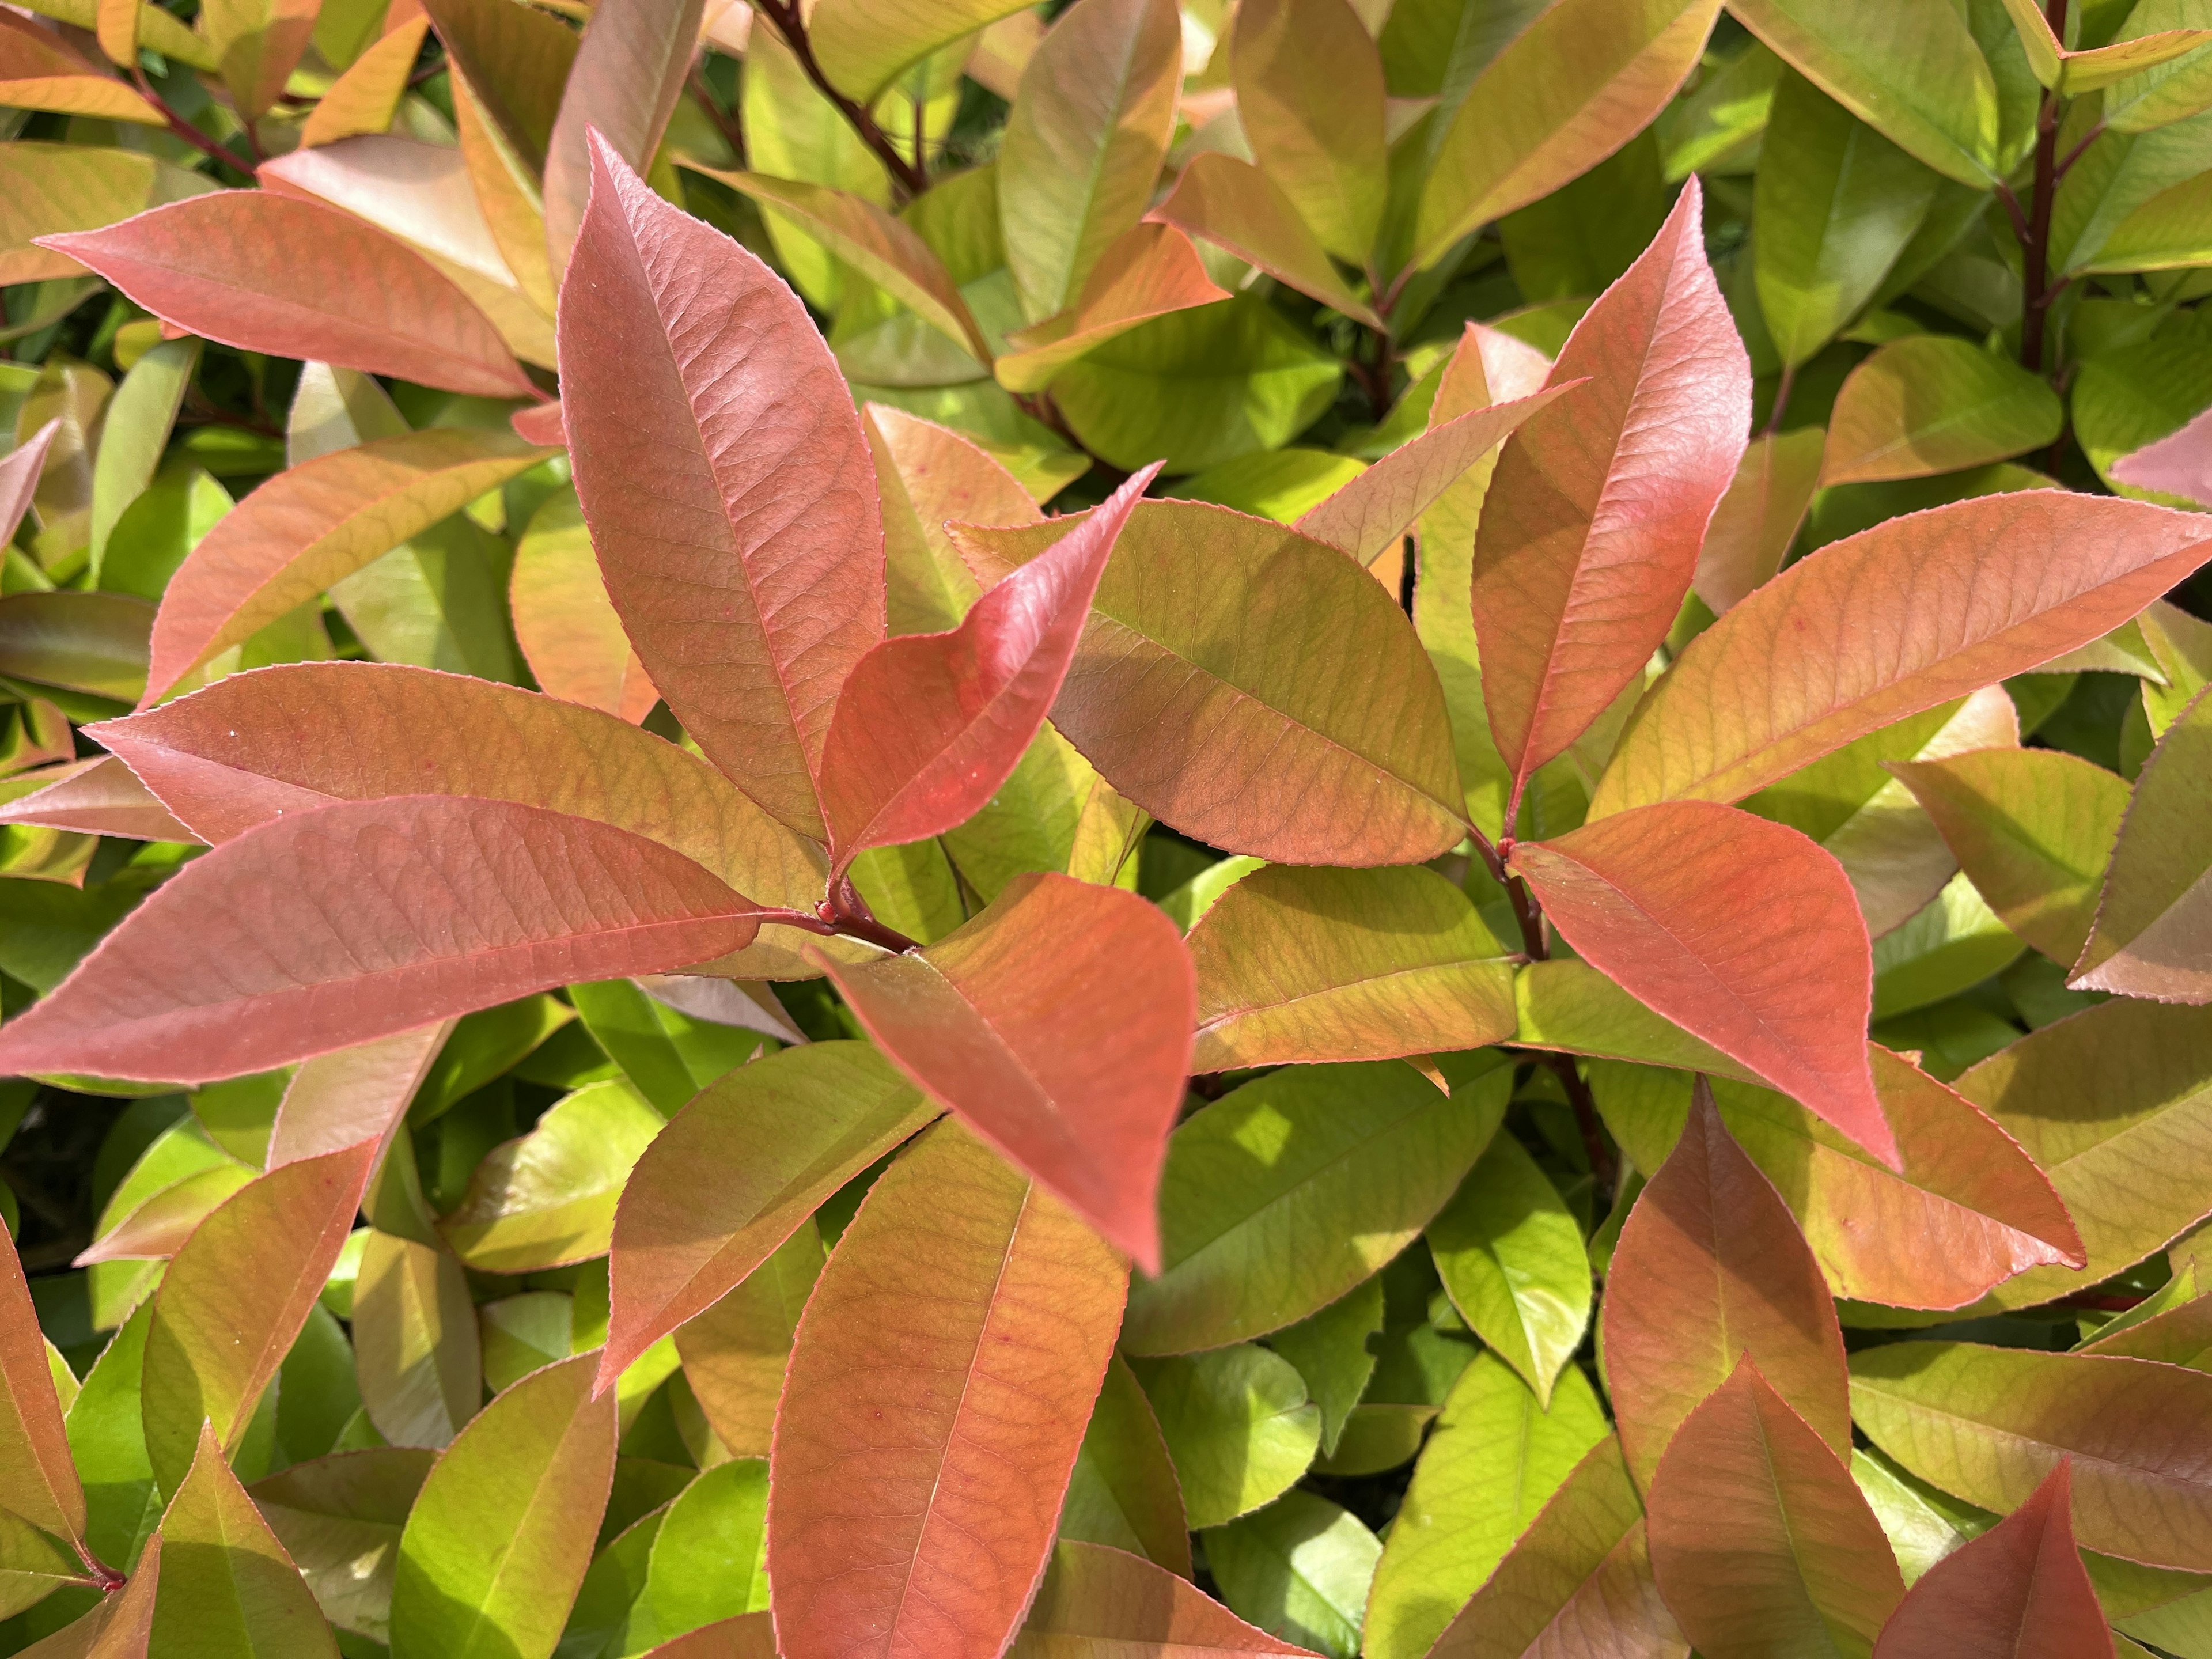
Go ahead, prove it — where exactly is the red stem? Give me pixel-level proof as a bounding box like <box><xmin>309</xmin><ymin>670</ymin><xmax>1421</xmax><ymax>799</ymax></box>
<box><xmin>2020</xmin><ymin>2</ymin><xmax>2069</xmax><ymax>374</ymax></box>
<box><xmin>749</xmin><ymin>0</ymin><xmax>927</xmax><ymax>200</ymax></box>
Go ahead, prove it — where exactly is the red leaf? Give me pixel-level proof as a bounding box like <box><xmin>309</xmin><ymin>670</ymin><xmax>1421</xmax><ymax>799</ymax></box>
<box><xmin>1013</xmin><ymin>1541</ymin><xmax>1321</xmax><ymax>1658</ymax></box>
<box><xmin>1601</xmin><ymin>1085</ymin><xmax>1851</xmax><ymax>1489</ymax></box>
<box><xmin>816</xmin><ymin>872</ymin><xmax>1195</xmax><ymax>1270</ymax></box>
<box><xmin>542</xmin><ymin>0</ymin><xmax>705</xmax><ymax>273</ymax></box>
<box><xmin>0</xmin><ymin>795</ymin><xmax>762</xmax><ymax>1083</ymax></box>
<box><xmin>0</xmin><ymin>756</ymin><xmax>196</xmax><ymax>843</ymax></box>
<box><xmin>266</xmin><ymin>1023</ymin><xmax>453</xmax><ymax>1168</ymax></box>
<box><xmin>510</xmin><ymin>398</ymin><xmax>566</xmax><ymax>446</ymax></box>
<box><xmin>1873</xmin><ymin>1461</ymin><xmax>2112</xmax><ymax>1659</ymax></box>
<box><xmin>1646</xmin><ymin>1359</ymin><xmax>1904</xmax><ymax>1658</ymax></box>
<box><xmin>1510</xmin><ymin>800</ymin><xmax>1892</xmax><ymax>1164</ymax></box>
<box><xmin>560</xmin><ymin>135</ymin><xmax>885</xmax><ymax>842</ymax></box>
<box><xmin>0</xmin><ymin>418</ymin><xmax>59</xmax><ymax>552</ymax></box>
<box><xmin>35</xmin><ymin>193</ymin><xmax>532</xmax><ymax>399</ymax></box>
<box><xmin>510</xmin><ymin>492</ymin><xmax>660</xmax><ymax>725</ymax></box>
<box><xmin>820</xmin><ymin>464</ymin><xmax>1158</xmax><ymax>866</ymax></box>
<box><xmin>1472</xmin><ymin>176</ymin><xmax>1751</xmax><ymax>817</ymax></box>
<box><xmin>2112</xmin><ymin>403</ymin><xmax>2212</xmax><ymax>506</ymax></box>
<box><xmin>0</xmin><ymin>1215</ymin><xmax>85</xmax><ymax>1550</ymax></box>
<box><xmin>767</xmin><ymin>1120</ymin><xmax>1128</xmax><ymax>1659</ymax></box>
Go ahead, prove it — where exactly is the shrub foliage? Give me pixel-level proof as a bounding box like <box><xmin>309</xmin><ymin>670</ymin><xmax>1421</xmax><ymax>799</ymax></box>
<box><xmin>7</xmin><ymin>0</ymin><xmax>2212</xmax><ymax>1655</ymax></box>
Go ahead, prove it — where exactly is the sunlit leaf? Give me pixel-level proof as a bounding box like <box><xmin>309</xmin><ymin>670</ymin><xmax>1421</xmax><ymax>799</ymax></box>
<box><xmin>150</xmin><ymin>1423</ymin><xmax>336</xmax><ymax>1654</ymax></box>
<box><xmin>1822</xmin><ymin>336</ymin><xmax>2065</xmax><ymax>485</ymax></box>
<box><xmin>353</xmin><ymin>1230</ymin><xmax>479</xmax><ymax>1450</ymax></box>
<box><xmin>1429</xmin><ymin>1131</ymin><xmax>1592</xmax><ymax>1408</ymax></box>
<box><xmin>1134</xmin><ymin>1344</ymin><xmax>1320</xmax><ymax>1531</ymax></box>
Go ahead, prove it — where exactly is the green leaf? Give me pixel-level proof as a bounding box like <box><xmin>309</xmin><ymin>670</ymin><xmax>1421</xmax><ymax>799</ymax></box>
<box><xmin>1267</xmin><ymin>1276</ymin><xmax>1385</xmax><ymax>1459</ymax></box>
<box><xmin>2074</xmin><ymin>684</ymin><xmax>2212</xmax><ymax>999</ymax></box>
<box><xmin>566</xmin><ymin>980</ymin><xmax>764</xmax><ymax>1118</ymax></box>
<box><xmin>352</xmin><ymin>1230</ymin><xmax>480</xmax><ymax>1450</ymax></box>
<box><xmin>1427</xmin><ymin>1132</ymin><xmax>1592</xmax><ymax>1407</ymax></box>
<box><xmin>2104</xmin><ymin>0</ymin><xmax>2212</xmax><ymax>132</ymax></box>
<box><xmin>1176</xmin><ymin>449</ymin><xmax>1369</xmax><ymax>524</ymax></box>
<box><xmin>151</xmin><ymin>1421</ymin><xmax>338</xmax><ymax>1656</ymax></box>
<box><xmin>1133</xmin><ymin>1345</ymin><xmax>1320</xmax><ymax>1530</ymax></box>
<box><xmin>1205</xmin><ymin>1490</ymin><xmax>1380</xmax><ymax>1659</ymax></box>
<box><xmin>1514</xmin><ymin>957</ymin><xmax>1756</xmax><ymax>1081</ymax></box>
<box><xmin>1870</xmin><ymin>871</ymin><xmax>2027</xmax><ymax>1018</ymax></box>
<box><xmin>810</xmin><ymin>0</ymin><xmax>1036</xmax><ymax>106</ymax></box>
<box><xmin>87</xmin><ymin>338</ymin><xmax>195</xmax><ymax>585</ymax></box>
<box><xmin>249</xmin><ymin>1448</ymin><xmax>433</xmax><ymax>1645</ymax></box>
<box><xmin>738</xmin><ymin>23</ymin><xmax>891</xmax><ymax>312</ymax></box>
<box><xmin>1058</xmin><ymin>1352</ymin><xmax>1191</xmax><ymax>1575</ymax></box>
<box><xmin>1821</xmin><ymin>335</ymin><xmax>2065</xmax><ymax>483</ymax></box>
<box><xmin>389</xmin><ymin>1354</ymin><xmax>617</xmax><ymax>1659</ymax></box>
<box><xmin>1362</xmin><ymin>1353</ymin><xmax>1609</xmax><ymax>1659</ymax></box>
<box><xmin>441</xmin><ymin>1080</ymin><xmax>665</xmax><ymax>1274</ymax></box>
<box><xmin>1123</xmin><ymin>1059</ymin><xmax>1508</xmax><ymax>1355</ymax></box>
<box><xmin>2053</xmin><ymin>109</ymin><xmax>2212</xmax><ymax>274</ymax></box>
<box><xmin>642</xmin><ymin>1459</ymin><xmax>768</xmax><ymax>1639</ymax></box>
<box><xmin>65</xmin><ymin>1298</ymin><xmax>157</xmax><ymax>1575</ymax></box>
<box><xmin>1234</xmin><ymin>0</ymin><xmax>1387</xmax><ymax>265</ymax></box>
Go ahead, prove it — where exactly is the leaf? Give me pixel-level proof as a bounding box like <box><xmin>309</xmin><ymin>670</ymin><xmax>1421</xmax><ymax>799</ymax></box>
<box><xmin>1060</xmin><ymin>1353</ymin><xmax>1190</xmax><ymax>1574</ymax></box>
<box><xmin>0</xmin><ymin>419</ymin><xmax>59</xmax><ymax>552</ymax></box>
<box><xmin>641</xmin><ymin>1615</ymin><xmax>778</xmax><ymax>1659</ymax></box>
<box><xmin>2073</xmin><ymin>684</ymin><xmax>2212</xmax><ymax>999</ymax></box>
<box><xmin>0</xmin><ymin>1219</ymin><xmax>85</xmax><ymax>1550</ymax></box>
<box><xmin>421</xmin><ymin>0</ymin><xmax>575</xmax><ymax>173</ymax></box>
<box><xmin>0</xmin><ymin>143</ymin><xmax>217</xmax><ymax>287</ymax></box>
<box><xmin>0</xmin><ymin>796</ymin><xmax>764</xmax><ymax>1084</ymax></box>
<box><xmin>818</xmin><ymin>465</ymin><xmax>1154</xmax><ymax>864</ymax></box>
<box><xmin>1134</xmin><ymin>1345</ymin><xmax>1321</xmax><ymax>1529</ymax></box>
<box><xmin>249</xmin><ymin>1448</ymin><xmax>432</xmax><ymax>1643</ymax></box>
<box><xmin>1694</xmin><ymin>427</ymin><xmax>1828</xmax><ymax>614</ymax></box>
<box><xmin>0</xmin><ymin>593</ymin><xmax>151</xmax><ymax>703</ymax></box>
<box><xmin>0</xmin><ymin>13</ymin><xmax>162</xmax><ymax>125</ymax></box>
<box><xmin>1601</xmin><ymin>1085</ymin><xmax>1851</xmax><ymax>1488</ymax></box>
<box><xmin>1849</xmin><ymin>1343</ymin><xmax>2212</xmax><ymax>1573</ymax></box>
<box><xmin>1206</xmin><ymin>1491</ymin><xmax>1378</xmax><ymax>1659</ymax></box>
<box><xmin>1429</xmin><ymin>1132</ymin><xmax>1592</xmax><ymax>1409</ymax></box>
<box><xmin>1871</xmin><ymin>1460</ymin><xmax>2112</xmax><ymax>1658</ymax></box>
<box><xmin>817</xmin><ymin>872</ymin><xmax>1192</xmax><ymax>1270</ymax></box>
<box><xmin>150</xmin><ymin>1423</ymin><xmax>337</xmax><ymax>1656</ymax></box>
<box><xmin>352</xmin><ymin>1231</ymin><xmax>479</xmax><ymax>1449</ymax></box>
<box><xmin>139</xmin><ymin>1143</ymin><xmax>373</xmax><ymax>1497</ymax></box>
<box><xmin>1185</xmin><ymin>866</ymin><xmax>1518</xmax><ymax>1071</ymax></box>
<box><xmin>998</xmin><ymin>0</ymin><xmax>1181</xmax><ymax>321</ymax></box>
<box><xmin>1292</xmin><ymin>385</ymin><xmax>1577</xmax><ymax>569</ymax></box>
<box><xmin>542</xmin><ymin>0</ymin><xmax>704</xmax><ymax>275</ymax></box>
<box><xmin>567</xmin><ymin>977</ymin><xmax>762</xmax><ymax>1115</ymax></box>
<box><xmin>1590</xmin><ymin>494</ymin><xmax>2212</xmax><ymax>816</ymax></box>
<box><xmin>994</xmin><ymin>223</ymin><xmax>1229</xmax><ymax>394</ymax></box>
<box><xmin>1728</xmin><ymin>0</ymin><xmax>2002</xmax><ymax>183</ymax></box>
<box><xmin>644</xmin><ymin>1459</ymin><xmax>769</xmax><ymax>1637</ymax></box>
<box><xmin>1997</xmin><ymin>0</ymin><xmax>2212</xmax><ymax>94</ymax></box>
<box><xmin>767</xmin><ymin>1119</ymin><xmax>1126</xmax><ymax>1659</ymax></box>
<box><xmin>1233</xmin><ymin>0</ymin><xmax>1386</xmax><ymax>266</ymax></box>
<box><xmin>953</xmin><ymin>501</ymin><xmax>1463</xmax><ymax>865</ymax></box>
<box><xmin>1124</xmin><ymin>1058</ymin><xmax>1507</xmax><ymax>1355</ymax></box>
<box><xmin>1510</xmin><ymin>801</ymin><xmax>1890</xmax><ymax>1160</ymax></box>
<box><xmin>1423</xmin><ymin>1435</ymin><xmax>1686</xmax><ymax>1659</ymax></box>
<box><xmin>1472</xmin><ymin>179</ymin><xmax>1751</xmax><ymax>807</ymax></box>
<box><xmin>1013</xmin><ymin>1541</ymin><xmax>1319</xmax><ymax>1659</ymax></box>
<box><xmin>811</xmin><ymin>0</ymin><xmax>1035</xmax><ymax>104</ymax></box>
<box><xmin>1645</xmin><ymin>1359</ymin><xmax>1903</xmax><ymax>1658</ymax></box>
<box><xmin>388</xmin><ymin>1353</ymin><xmax>617</xmax><ymax>1659</ymax></box>
<box><xmin>197</xmin><ymin>0</ymin><xmax>314</xmax><ymax>119</ymax></box>
<box><xmin>1592</xmin><ymin>1050</ymin><xmax>2083</xmax><ymax>1310</ymax></box>
<box><xmin>441</xmin><ymin>1079</ymin><xmax>663</xmax><ymax>1273</ymax></box>
<box><xmin>673</xmin><ymin>1224</ymin><xmax>823</xmax><ymax>1461</ymax></box>
<box><xmin>1952</xmin><ymin>997</ymin><xmax>2212</xmax><ymax>1310</ymax></box>
<box><xmin>1152</xmin><ymin>153</ymin><xmax>1383</xmax><ymax>327</ymax></box>
<box><xmin>89</xmin><ymin>338</ymin><xmax>195</xmax><ymax>584</ymax></box>
<box><xmin>1891</xmin><ymin>748</ymin><xmax>2130</xmax><ymax>965</ymax></box>
<box><xmin>1412</xmin><ymin>0</ymin><xmax>1722</xmax><ymax>268</ymax></box>
<box><xmin>37</xmin><ymin>194</ymin><xmax>531</xmax><ymax>399</ymax></box>
<box><xmin>1822</xmin><ymin>336</ymin><xmax>2065</xmax><ymax>485</ymax></box>
<box><xmin>866</xmin><ymin>403</ymin><xmax>1039</xmax><ymax>634</ymax></box>
<box><xmin>509</xmin><ymin>488</ymin><xmax>656</xmax><ymax>724</ymax></box>
<box><xmin>299</xmin><ymin>15</ymin><xmax>430</xmax><ymax>146</ymax></box>
<box><xmin>90</xmin><ymin>662</ymin><xmax>824</xmax><ymax>912</ymax></box>
<box><xmin>560</xmin><ymin>137</ymin><xmax>883</xmax><ymax>842</ymax></box>
<box><xmin>1362</xmin><ymin>1354</ymin><xmax>1609</xmax><ymax>1659</ymax></box>
<box><xmin>136</xmin><ymin>429</ymin><xmax>549</xmax><ymax>703</ymax></box>
<box><xmin>601</xmin><ymin>1044</ymin><xmax>929</xmax><ymax>1380</ymax></box>
<box><xmin>604</xmin><ymin>1041</ymin><xmax>934</xmax><ymax>1385</ymax></box>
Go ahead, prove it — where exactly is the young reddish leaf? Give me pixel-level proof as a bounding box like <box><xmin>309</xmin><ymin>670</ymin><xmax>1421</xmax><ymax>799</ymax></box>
<box><xmin>1601</xmin><ymin>1085</ymin><xmax>1851</xmax><ymax>1488</ymax></box>
<box><xmin>1510</xmin><ymin>801</ymin><xmax>1891</xmax><ymax>1162</ymax></box>
<box><xmin>75</xmin><ymin>1165</ymin><xmax>254</xmax><ymax>1266</ymax></box>
<box><xmin>1232</xmin><ymin>0</ymin><xmax>1386</xmax><ymax>265</ymax></box>
<box><xmin>298</xmin><ymin>14</ymin><xmax>430</xmax><ymax>146</ymax></box>
<box><xmin>1426</xmin><ymin>1437</ymin><xmax>1687</xmax><ymax>1659</ymax></box>
<box><xmin>139</xmin><ymin>1142</ymin><xmax>374</xmax><ymax>1494</ymax></box>
<box><xmin>1592</xmin><ymin>494</ymin><xmax>2212</xmax><ymax>817</ymax></box>
<box><xmin>1292</xmin><ymin>385</ymin><xmax>1579</xmax><ymax>569</ymax></box>
<box><xmin>1872</xmin><ymin>1461</ymin><xmax>2112</xmax><ymax>1659</ymax></box>
<box><xmin>819</xmin><ymin>465</ymin><xmax>1156</xmax><ymax>866</ymax></box>
<box><xmin>0</xmin><ymin>419</ymin><xmax>59</xmax><ymax>552</ymax></box>
<box><xmin>995</xmin><ymin>224</ymin><xmax>1229</xmax><ymax>395</ymax></box>
<box><xmin>511</xmin><ymin>490</ymin><xmax>660</xmax><ymax>725</ymax></box>
<box><xmin>1645</xmin><ymin>1359</ymin><xmax>1904</xmax><ymax>1658</ymax></box>
<box><xmin>560</xmin><ymin>135</ymin><xmax>885</xmax><ymax>842</ymax></box>
<box><xmin>35</xmin><ymin>194</ymin><xmax>532</xmax><ymax>399</ymax></box>
<box><xmin>388</xmin><ymin>1353</ymin><xmax>617</xmax><ymax>1658</ymax></box>
<box><xmin>954</xmin><ymin>503</ymin><xmax>1465</xmax><ymax>866</ymax></box>
<box><xmin>1472</xmin><ymin>179</ymin><xmax>1751</xmax><ymax>814</ymax></box>
<box><xmin>509</xmin><ymin>398</ymin><xmax>565</xmax><ymax>446</ymax></box>
<box><xmin>2113</xmin><ymin>403</ymin><xmax>2212</xmax><ymax>506</ymax></box>
<box><xmin>197</xmin><ymin>0</ymin><xmax>317</xmax><ymax>120</ymax></box>
<box><xmin>1891</xmin><ymin>747</ymin><xmax>2132</xmax><ymax>967</ymax></box>
<box><xmin>1694</xmin><ymin>427</ymin><xmax>1826</xmax><ymax>615</ymax></box>
<box><xmin>150</xmin><ymin>1424</ymin><xmax>337</xmax><ymax>1654</ymax></box>
<box><xmin>267</xmin><ymin>1024</ymin><xmax>453</xmax><ymax>1169</ymax></box>
<box><xmin>2073</xmin><ymin>684</ymin><xmax>2212</xmax><ymax>1001</ymax></box>
<box><xmin>136</xmin><ymin>428</ymin><xmax>552</xmax><ymax>703</ymax></box>
<box><xmin>1013</xmin><ymin>1541</ymin><xmax>1317</xmax><ymax>1658</ymax></box>
<box><xmin>816</xmin><ymin>872</ymin><xmax>1194</xmax><ymax>1270</ymax></box>
<box><xmin>543</xmin><ymin>0</ymin><xmax>704</xmax><ymax>273</ymax></box>
<box><xmin>603</xmin><ymin>1041</ymin><xmax>936</xmax><ymax>1388</ymax></box>
<box><xmin>0</xmin><ymin>756</ymin><xmax>195</xmax><ymax>843</ymax></box>
<box><xmin>767</xmin><ymin>1120</ymin><xmax>1128</xmax><ymax>1659</ymax></box>
<box><xmin>90</xmin><ymin>663</ymin><xmax>824</xmax><ymax>908</ymax></box>
<box><xmin>1850</xmin><ymin>1344</ymin><xmax>2212</xmax><ymax>1573</ymax></box>
<box><xmin>1153</xmin><ymin>153</ymin><xmax>1384</xmax><ymax>327</ymax></box>
<box><xmin>0</xmin><ymin>1219</ymin><xmax>85</xmax><ymax>1552</ymax></box>
<box><xmin>866</xmin><ymin>404</ymin><xmax>1040</xmax><ymax>635</ymax></box>
<box><xmin>0</xmin><ymin>796</ymin><xmax>764</xmax><ymax>1084</ymax></box>
<box><xmin>641</xmin><ymin>1614</ymin><xmax>778</xmax><ymax>1659</ymax></box>
<box><xmin>1821</xmin><ymin>337</ymin><xmax>2064</xmax><ymax>486</ymax></box>
<box><xmin>1186</xmin><ymin>866</ymin><xmax>1517</xmax><ymax>1071</ymax></box>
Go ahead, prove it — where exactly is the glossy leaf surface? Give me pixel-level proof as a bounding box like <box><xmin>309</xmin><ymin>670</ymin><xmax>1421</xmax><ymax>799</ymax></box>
<box><xmin>1011</xmin><ymin>1541</ymin><xmax>1318</xmax><ymax>1659</ymax></box>
<box><xmin>2074</xmin><ymin>683</ymin><xmax>2212</xmax><ymax>1000</ymax></box>
<box><xmin>151</xmin><ymin>1423</ymin><xmax>337</xmax><ymax>1656</ymax></box>
<box><xmin>1822</xmin><ymin>338</ymin><xmax>2065</xmax><ymax>485</ymax></box>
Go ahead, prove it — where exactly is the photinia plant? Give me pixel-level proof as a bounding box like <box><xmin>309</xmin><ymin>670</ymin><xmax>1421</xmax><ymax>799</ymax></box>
<box><xmin>9</xmin><ymin>0</ymin><xmax>2212</xmax><ymax>1656</ymax></box>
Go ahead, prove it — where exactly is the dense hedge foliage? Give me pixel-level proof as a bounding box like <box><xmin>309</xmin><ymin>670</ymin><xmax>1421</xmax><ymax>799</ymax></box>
<box><xmin>10</xmin><ymin>0</ymin><xmax>2212</xmax><ymax>1656</ymax></box>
